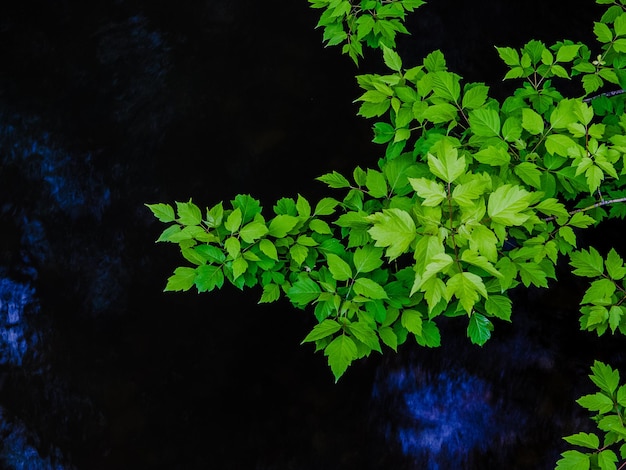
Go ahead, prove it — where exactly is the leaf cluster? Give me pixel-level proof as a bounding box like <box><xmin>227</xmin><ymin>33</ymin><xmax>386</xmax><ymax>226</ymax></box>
<box><xmin>148</xmin><ymin>0</ymin><xmax>626</xmax><ymax>394</ymax></box>
<box><xmin>556</xmin><ymin>361</ymin><xmax>626</xmax><ymax>470</ymax></box>
<box><xmin>308</xmin><ymin>0</ymin><xmax>424</xmax><ymax>63</ymax></box>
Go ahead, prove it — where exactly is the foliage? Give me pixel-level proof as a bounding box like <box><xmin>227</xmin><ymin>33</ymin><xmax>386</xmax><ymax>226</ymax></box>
<box><xmin>556</xmin><ymin>361</ymin><xmax>626</xmax><ymax>470</ymax></box>
<box><xmin>148</xmin><ymin>1</ymin><xmax>626</xmax><ymax>466</ymax></box>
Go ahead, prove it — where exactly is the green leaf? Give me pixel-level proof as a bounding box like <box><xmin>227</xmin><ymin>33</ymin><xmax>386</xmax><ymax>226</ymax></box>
<box><xmin>570</xmin><ymin>247</ymin><xmax>604</xmax><ymax>277</ymax></box>
<box><xmin>485</xmin><ymin>295</ymin><xmax>512</xmax><ymax>321</ymax></box>
<box><xmin>409</xmin><ymin>177</ymin><xmax>447</xmax><ymax>206</ymax></box>
<box><xmin>195</xmin><ymin>265</ymin><xmax>225</xmax><ymax>292</ymax></box>
<box><xmin>146</xmin><ymin>203</ymin><xmax>175</xmax><ymax>223</ymax></box>
<box><xmin>302</xmin><ymin>319</ymin><xmax>342</xmax><ymax>343</ymax></box>
<box><xmin>401</xmin><ymin>309</ymin><xmax>423</xmax><ymax>335</ymax></box>
<box><xmin>496</xmin><ymin>46</ymin><xmax>520</xmax><ymax>66</ymax></box>
<box><xmin>581</xmin><ymin>278</ymin><xmax>615</xmax><ymax>305</ymax></box>
<box><xmin>413</xmin><ymin>253</ymin><xmax>454</xmax><ymax>294</ymax></box>
<box><xmin>354</xmin><ymin>277</ymin><xmax>388</xmax><ymax>299</ymax></box>
<box><xmin>535</xmin><ymin>198</ymin><xmax>569</xmax><ymax>219</ymax></box>
<box><xmin>422</xmin><ymin>103</ymin><xmax>458</xmax><ymax>123</ymax></box>
<box><xmin>367</xmin><ymin>208</ymin><xmax>417</xmax><ymax>260</ymax></box>
<box><xmin>195</xmin><ymin>244</ymin><xmax>226</xmax><ymax>263</ymax></box>
<box><xmin>327</xmin><ymin>253</ymin><xmax>353</xmax><ymax>281</ymax></box>
<box><xmin>473</xmin><ymin>146</ymin><xmax>511</xmax><ymax>166</ymax></box>
<box><xmin>232</xmin><ymin>256</ymin><xmax>248</xmax><ymax>280</ymax></box>
<box><xmin>461</xmin><ymin>84</ymin><xmax>489</xmax><ymax>109</ymax></box>
<box><xmin>296</xmin><ymin>194</ymin><xmax>311</xmax><ymax>218</ymax></box>
<box><xmin>609</xmin><ymin>305</ymin><xmax>624</xmax><ymax>333</ymax></box>
<box><xmin>467</xmin><ymin>312</ymin><xmax>493</xmax><ymax>345</ymax></box>
<box><xmin>353</xmin><ymin>245</ymin><xmax>384</xmax><ymax>273</ymax></box>
<box><xmin>569</xmin><ymin>212</ymin><xmax>596</xmax><ymax>229</ymax></box>
<box><xmin>359</xmin><ymin>100</ymin><xmax>392</xmax><ymax>118</ymax></box>
<box><xmin>521</xmin><ymin>108</ymin><xmax>545</xmax><ymax>135</ymax></box>
<box><xmin>582</xmin><ymin>73</ymin><xmax>603</xmax><ymax>95</ymax></box>
<box><xmin>563</xmin><ymin>432</ymin><xmax>600</xmax><ymax>450</ymax></box>
<box><xmin>555</xmin><ymin>450</ymin><xmax>590</xmax><ymax>470</ymax></box>
<box><xmin>514</xmin><ymin>162</ymin><xmax>542</xmax><ymax>188</ymax></box>
<box><xmin>224</xmin><ymin>208</ymin><xmax>243</xmax><ymax>233</ymax></box>
<box><xmin>366</xmin><ymin>169</ymin><xmax>388</xmax><ymax>197</ymax></box>
<box><xmin>594</xmin><ymin>21</ymin><xmax>613</xmax><ymax>43</ymax></box>
<box><xmin>176</xmin><ymin>200</ymin><xmax>203</xmax><ymax>225</ymax></box>
<box><xmin>314</xmin><ymin>197</ymin><xmax>340</xmax><ymax>216</ymax></box>
<box><xmin>224</xmin><ymin>236</ymin><xmax>241</xmax><ymax>259</ymax></box>
<box><xmin>164</xmin><ymin>267</ymin><xmax>196</xmax><ymax>292</ymax></box>
<box><xmin>590</xmin><ymin>360</ymin><xmax>620</xmax><ymax>394</ymax></box>
<box><xmin>232</xmin><ymin>194</ymin><xmax>262</xmax><ymax>223</ymax></box>
<box><xmin>432</xmin><ymin>71</ymin><xmax>461</xmax><ymax>102</ymax></box>
<box><xmin>156</xmin><ymin>225</ymin><xmax>182</xmax><ymax>243</ymax></box>
<box><xmin>382</xmin><ymin>44</ymin><xmax>403</xmax><ymax>71</ymax></box>
<box><xmin>460</xmin><ymin>249</ymin><xmax>502</xmax><ymax>278</ymax></box>
<box><xmin>325</xmin><ymin>334</ymin><xmax>358</xmax><ymax>382</ymax></box>
<box><xmin>517</xmin><ymin>262</ymin><xmax>548</xmax><ymax>288</ymax></box>
<box><xmin>597</xmin><ymin>450</ymin><xmax>618</xmax><ymax>470</ymax></box>
<box><xmin>240</xmin><ymin>221</ymin><xmax>269</xmax><ymax>243</ymax></box>
<box><xmin>259</xmin><ymin>239</ymin><xmax>279</xmax><ymax>260</ymax></box>
<box><xmin>259</xmin><ymin>283</ymin><xmax>281</xmax><ymax>303</ymax></box>
<box><xmin>309</xmin><ymin>219</ymin><xmax>332</xmax><ymax>234</ymax></box>
<box><xmin>556</xmin><ymin>44</ymin><xmax>581</xmax><ymax>62</ymax></box>
<box><xmin>347</xmin><ymin>321</ymin><xmax>381</xmax><ymax>352</ymax></box>
<box><xmin>373</xmin><ymin>121</ymin><xmax>395</xmax><ymax>143</ymax></box>
<box><xmin>206</xmin><ymin>202</ymin><xmax>224</xmax><ymax>228</ymax></box>
<box><xmin>502</xmin><ymin>116</ymin><xmax>522</xmax><ymax>142</ymax></box>
<box><xmin>427</xmin><ymin>149</ymin><xmax>466</xmax><ymax>183</ymax></box>
<box><xmin>378</xmin><ymin>326</ymin><xmax>398</xmax><ymax>351</ymax></box>
<box><xmin>423</xmin><ymin>50</ymin><xmax>447</xmax><ymax>72</ymax></box>
<box><xmin>415</xmin><ymin>320</ymin><xmax>441</xmax><ymax>347</ymax></box>
<box><xmin>268</xmin><ymin>214</ymin><xmax>299</xmax><ymax>238</ymax></box>
<box><xmin>576</xmin><ymin>392</ymin><xmax>615</xmax><ymax>413</ymax></box>
<box><xmin>545</xmin><ymin>134</ymin><xmax>578</xmax><ymax>157</ymax></box>
<box><xmin>290</xmin><ymin>244</ymin><xmax>309</xmax><ymax>266</ymax></box>
<box><xmin>468</xmin><ymin>108</ymin><xmax>501</xmax><ymax>137</ymax></box>
<box><xmin>616</xmin><ymin>13</ymin><xmax>626</xmax><ymax>36</ymax></box>
<box><xmin>469</xmin><ymin>225</ymin><xmax>498</xmax><ymax>263</ymax></box>
<box><xmin>606</xmin><ymin>248</ymin><xmax>626</xmax><ymax>280</ymax></box>
<box><xmin>288</xmin><ymin>275</ymin><xmax>322</xmax><ymax>307</ymax></box>
<box><xmin>617</xmin><ymin>384</ymin><xmax>626</xmax><ymax>407</ymax></box>
<box><xmin>317</xmin><ymin>171</ymin><xmax>351</xmax><ymax>188</ymax></box>
<box><xmin>487</xmin><ymin>184</ymin><xmax>531</xmax><ymax>225</ymax></box>
<box><xmin>446</xmin><ymin>272</ymin><xmax>487</xmax><ymax>313</ymax></box>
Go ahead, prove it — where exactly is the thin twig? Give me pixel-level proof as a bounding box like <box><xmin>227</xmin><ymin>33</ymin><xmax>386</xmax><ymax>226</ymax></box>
<box><xmin>583</xmin><ymin>89</ymin><xmax>626</xmax><ymax>103</ymax></box>
<box><xmin>543</xmin><ymin>196</ymin><xmax>626</xmax><ymax>222</ymax></box>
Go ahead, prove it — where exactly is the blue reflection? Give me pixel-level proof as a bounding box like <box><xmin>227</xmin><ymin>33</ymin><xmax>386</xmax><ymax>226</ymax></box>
<box><xmin>0</xmin><ymin>278</ymin><xmax>37</xmax><ymax>367</ymax></box>
<box><xmin>0</xmin><ymin>278</ymin><xmax>73</xmax><ymax>469</ymax></box>
<box><xmin>0</xmin><ymin>406</ymin><xmax>71</xmax><ymax>470</ymax></box>
<box><xmin>0</xmin><ymin>116</ymin><xmax>111</xmax><ymax>220</ymax></box>
<box><xmin>400</xmin><ymin>371</ymin><xmax>493</xmax><ymax>466</ymax></box>
<box><xmin>373</xmin><ymin>366</ymin><xmax>523</xmax><ymax>469</ymax></box>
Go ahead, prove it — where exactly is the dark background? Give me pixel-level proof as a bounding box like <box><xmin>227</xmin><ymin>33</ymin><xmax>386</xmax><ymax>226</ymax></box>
<box><xmin>0</xmin><ymin>0</ymin><xmax>624</xmax><ymax>469</ymax></box>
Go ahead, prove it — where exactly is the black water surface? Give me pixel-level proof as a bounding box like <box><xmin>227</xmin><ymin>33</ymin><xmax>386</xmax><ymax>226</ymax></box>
<box><xmin>0</xmin><ymin>0</ymin><xmax>624</xmax><ymax>469</ymax></box>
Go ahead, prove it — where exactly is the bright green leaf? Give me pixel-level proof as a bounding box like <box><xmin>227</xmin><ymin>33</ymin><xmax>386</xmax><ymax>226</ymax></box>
<box><xmin>325</xmin><ymin>335</ymin><xmax>358</xmax><ymax>382</ymax></box>
<box><xmin>146</xmin><ymin>203</ymin><xmax>175</xmax><ymax>223</ymax></box>
<box><xmin>164</xmin><ymin>267</ymin><xmax>196</xmax><ymax>292</ymax></box>
<box><xmin>367</xmin><ymin>208</ymin><xmax>417</xmax><ymax>260</ymax></box>
<box><xmin>327</xmin><ymin>253</ymin><xmax>353</xmax><ymax>281</ymax></box>
<box><xmin>302</xmin><ymin>319</ymin><xmax>342</xmax><ymax>343</ymax></box>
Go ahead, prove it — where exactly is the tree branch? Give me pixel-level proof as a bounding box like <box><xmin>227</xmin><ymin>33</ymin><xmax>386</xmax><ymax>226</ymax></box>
<box><xmin>543</xmin><ymin>196</ymin><xmax>626</xmax><ymax>222</ymax></box>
